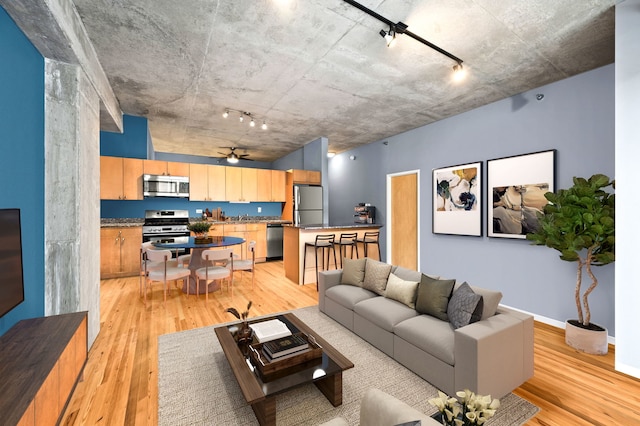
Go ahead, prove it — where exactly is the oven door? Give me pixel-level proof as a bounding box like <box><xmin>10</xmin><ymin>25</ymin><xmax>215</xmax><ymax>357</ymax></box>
<box><xmin>143</xmin><ymin>234</ymin><xmax>191</xmax><ymax>256</ymax></box>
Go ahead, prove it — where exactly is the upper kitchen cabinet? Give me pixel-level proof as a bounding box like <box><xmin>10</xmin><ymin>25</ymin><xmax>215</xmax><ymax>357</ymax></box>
<box><xmin>189</xmin><ymin>163</ymin><xmax>226</xmax><ymax>201</ymax></box>
<box><xmin>257</xmin><ymin>169</ymin><xmax>286</xmax><ymax>202</ymax></box>
<box><xmin>143</xmin><ymin>159</ymin><xmax>190</xmax><ymax>176</ymax></box>
<box><xmin>226</xmin><ymin>167</ymin><xmax>257</xmax><ymax>202</ymax></box>
<box><xmin>291</xmin><ymin>169</ymin><xmax>321</xmax><ymax>185</ymax></box>
<box><xmin>100</xmin><ymin>156</ymin><xmax>143</xmax><ymax>200</ymax></box>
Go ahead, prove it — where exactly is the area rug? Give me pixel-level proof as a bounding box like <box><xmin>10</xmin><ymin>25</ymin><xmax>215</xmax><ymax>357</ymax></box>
<box><xmin>158</xmin><ymin>306</ymin><xmax>538</xmax><ymax>425</ymax></box>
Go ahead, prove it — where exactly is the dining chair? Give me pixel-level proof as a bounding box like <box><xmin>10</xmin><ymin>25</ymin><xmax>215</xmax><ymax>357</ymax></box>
<box><xmin>233</xmin><ymin>240</ymin><xmax>256</xmax><ymax>289</ymax></box>
<box><xmin>195</xmin><ymin>248</ymin><xmax>234</xmax><ymax>301</ymax></box>
<box><xmin>144</xmin><ymin>249</ymin><xmax>191</xmax><ymax>306</ymax></box>
<box><xmin>140</xmin><ymin>241</ymin><xmax>178</xmax><ymax>298</ymax></box>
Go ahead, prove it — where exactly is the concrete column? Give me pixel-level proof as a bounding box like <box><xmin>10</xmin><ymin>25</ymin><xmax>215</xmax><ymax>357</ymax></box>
<box><xmin>44</xmin><ymin>59</ymin><xmax>100</xmax><ymax>347</ymax></box>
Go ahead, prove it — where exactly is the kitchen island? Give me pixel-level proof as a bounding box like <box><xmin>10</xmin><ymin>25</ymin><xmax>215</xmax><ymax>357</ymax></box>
<box><xmin>283</xmin><ymin>223</ymin><xmax>383</xmax><ymax>285</ymax></box>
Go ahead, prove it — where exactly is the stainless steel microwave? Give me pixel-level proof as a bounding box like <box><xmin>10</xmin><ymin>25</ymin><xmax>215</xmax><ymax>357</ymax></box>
<box><xmin>143</xmin><ymin>174</ymin><xmax>190</xmax><ymax>198</ymax></box>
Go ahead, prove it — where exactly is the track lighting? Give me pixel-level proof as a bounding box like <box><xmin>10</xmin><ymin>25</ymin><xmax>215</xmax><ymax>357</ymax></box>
<box><xmin>343</xmin><ymin>0</ymin><xmax>464</xmax><ymax>77</ymax></box>
<box><xmin>222</xmin><ymin>108</ymin><xmax>269</xmax><ymax>130</ymax></box>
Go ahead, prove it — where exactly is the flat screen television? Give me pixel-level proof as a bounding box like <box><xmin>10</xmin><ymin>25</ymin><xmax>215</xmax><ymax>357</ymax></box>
<box><xmin>0</xmin><ymin>208</ymin><xmax>25</xmax><ymax>318</ymax></box>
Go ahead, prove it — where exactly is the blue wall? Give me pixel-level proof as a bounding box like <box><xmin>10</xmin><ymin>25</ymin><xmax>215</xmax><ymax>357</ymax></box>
<box><xmin>0</xmin><ymin>7</ymin><xmax>45</xmax><ymax>335</ymax></box>
<box><xmin>329</xmin><ymin>65</ymin><xmax>616</xmax><ymax>335</ymax></box>
<box><xmin>100</xmin><ymin>114</ymin><xmax>149</xmax><ymax>159</ymax></box>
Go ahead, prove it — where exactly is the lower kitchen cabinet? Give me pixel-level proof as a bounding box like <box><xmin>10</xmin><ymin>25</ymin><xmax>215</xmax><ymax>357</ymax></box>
<box><xmin>223</xmin><ymin>223</ymin><xmax>267</xmax><ymax>262</ymax></box>
<box><xmin>100</xmin><ymin>226</ymin><xmax>142</xmax><ymax>278</ymax></box>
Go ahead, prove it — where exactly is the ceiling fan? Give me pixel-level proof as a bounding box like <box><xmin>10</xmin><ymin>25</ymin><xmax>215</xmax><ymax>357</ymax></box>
<box><xmin>219</xmin><ymin>147</ymin><xmax>252</xmax><ymax>164</ymax></box>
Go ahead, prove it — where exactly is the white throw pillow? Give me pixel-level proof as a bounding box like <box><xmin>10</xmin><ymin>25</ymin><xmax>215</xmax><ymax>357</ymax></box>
<box><xmin>385</xmin><ymin>273</ymin><xmax>419</xmax><ymax>309</ymax></box>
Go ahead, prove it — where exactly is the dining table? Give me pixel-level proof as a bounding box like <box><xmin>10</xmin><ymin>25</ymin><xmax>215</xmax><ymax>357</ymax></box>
<box><xmin>153</xmin><ymin>236</ymin><xmax>246</xmax><ymax>294</ymax></box>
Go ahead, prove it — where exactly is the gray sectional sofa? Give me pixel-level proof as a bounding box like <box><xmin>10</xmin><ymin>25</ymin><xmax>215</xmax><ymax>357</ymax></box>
<box><xmin>318</xmin><ymin>258</ymin><xmax>534</xmax><ymax>398</ymax></box>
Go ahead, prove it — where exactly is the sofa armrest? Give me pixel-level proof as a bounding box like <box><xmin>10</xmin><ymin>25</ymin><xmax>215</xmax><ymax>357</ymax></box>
<box><xmin>318</xmin><ymin>269</ymin><xmax>343</xmax><ymax>313</ymax></box>
<box><xmin>454</xmin><ymin>311</ymin><xmax>534</xmax><ymax>398</ymax></box>
<box><xmin>359</xmin><ymin>388</ymin><xmax>440</xmax><ymax>426</ymax></box>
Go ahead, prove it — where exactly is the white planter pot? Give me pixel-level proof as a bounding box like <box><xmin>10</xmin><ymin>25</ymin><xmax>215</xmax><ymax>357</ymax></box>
<box><xmin>565</xmin><ymin>320</ymin><xmax>608</xmax><ymax>355</ymax></box>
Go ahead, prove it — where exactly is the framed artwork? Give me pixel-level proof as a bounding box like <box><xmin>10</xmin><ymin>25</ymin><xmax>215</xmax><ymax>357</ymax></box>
<box><xmin>432</xmin><ymin>161</ymin><xmax>482</xmax><ymax>236</ymax></box>
<box><xmin>487</xmin><ymin>149</ymin><xmax>556</xmax><ymax>239</ymax></box>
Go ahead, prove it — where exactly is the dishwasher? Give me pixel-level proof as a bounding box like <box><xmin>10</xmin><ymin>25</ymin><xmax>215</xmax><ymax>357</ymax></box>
<box><xmin>266</xmin><ymin>223</ymin><xmax>284</xmax><ymax>260</ymax></box>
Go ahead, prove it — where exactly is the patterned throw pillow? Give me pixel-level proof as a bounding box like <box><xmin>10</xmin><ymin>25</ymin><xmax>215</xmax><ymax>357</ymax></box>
<box><xmin>385</xmin><ymin>273</ymin><xmax>419</xmax><ymax>309</ymax></box>
<box><xmin>447</xmin><ymin>282</ymin><xmax>483</xmax><ymax>329</ymax></box>
<box><xmin>362</xmin><ymin>259</ymin><xmax>392</xmax><ymax>296</ymax></box>
<box><xmin>341</xmin><ymin>257</ymin><xmax>366</xmax><ymax>287</ymax></box>
<box><xmin>415</xmin><ymin>274</ymin><xmax>455</xmax><ymax>321</ymax></box>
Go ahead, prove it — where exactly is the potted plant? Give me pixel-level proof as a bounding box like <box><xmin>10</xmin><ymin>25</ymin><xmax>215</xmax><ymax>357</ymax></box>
<box><xmin>187</xmin><ymin>221</ymin><xmax>212</xmax><ymax>242</ymax></box>
<box><xmin>526</xmin><ymin>174</ymin><xmax>615</xmax><ymax>355</ymax></box>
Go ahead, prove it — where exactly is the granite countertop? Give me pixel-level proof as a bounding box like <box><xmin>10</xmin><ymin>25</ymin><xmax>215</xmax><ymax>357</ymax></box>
<box><xmin>100</xmin><ymin>217</ymin><xmax>292</xmax><ymax>227</ymax></box>
<box><xmin>286</xmin><ymin>223</ymin><xmax>383</xmax><ymax>230</ymax></box>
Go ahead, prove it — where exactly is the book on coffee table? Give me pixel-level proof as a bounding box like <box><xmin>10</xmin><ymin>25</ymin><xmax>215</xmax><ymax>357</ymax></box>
<box><xmin>262</xmin><ymin>334</ymin><xmax>309</xmax><ymax>359</ymax></box>
<box><xmin>249</xmin><ymin>319</ymin><xmax>291</xmax><ymax>343</ymax></box>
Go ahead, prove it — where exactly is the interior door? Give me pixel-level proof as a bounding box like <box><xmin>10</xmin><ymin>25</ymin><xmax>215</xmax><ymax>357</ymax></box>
<box><xmin>389</xmin><ymin>172</ymin><xmax>418</xmax><ymax>270</ymax></box>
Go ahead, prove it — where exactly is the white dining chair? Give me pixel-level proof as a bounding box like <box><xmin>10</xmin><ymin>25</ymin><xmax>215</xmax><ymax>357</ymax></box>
<box><xmin>233</xmin><ymin>240</ymin><xmax>256</xmax><ymax>289</ymax></box>
<box><xmin>195</xmin><ymin>248</ymin><xmax>234</xmax><ymax>301</ymax></box>
<box><xmin>144</xmin><ymin>249</ymin><xmax>191</xmax><ymax>306</ymax></box>
<box><xmin>139</xmin><ymin>242</ymin><xmax>178</xmax><ymax>298</ymax></box>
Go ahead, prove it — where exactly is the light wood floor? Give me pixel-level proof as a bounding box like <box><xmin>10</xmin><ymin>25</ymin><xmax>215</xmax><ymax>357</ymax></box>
<box><xmin>61</xmin><ymin>261</ymin><xmax>639</xmax><ymax>425</ymax></box>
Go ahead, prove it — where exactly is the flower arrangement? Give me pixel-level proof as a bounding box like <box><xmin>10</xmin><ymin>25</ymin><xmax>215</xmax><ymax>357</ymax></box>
<box><xmin>187</xmin><ymin>221</ymin><xmax>212</xmax><ymax>235</ymax></box>
<box><xmin>429</xmin><ymin>389</ymin><xmax>500</xmax><ymax>426</ymax></box>
<box><xmin>227</xmin><ymin>302</ymin><xmax>253</xmax><ymax>345</ymax></box>
<box><xmin>226</xmin><ymin>301</ymin><xmax>252</xmax><ymax>322</ymax></box>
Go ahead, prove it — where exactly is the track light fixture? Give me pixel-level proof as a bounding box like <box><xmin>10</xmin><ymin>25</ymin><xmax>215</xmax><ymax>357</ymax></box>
<box><xmin>221</xmin><ymin>108</ymin><xmax>269</xmax><ymax>130</ymax></box>
<box><xmin>343</xmin><ymin>0</ymin><xmax>464</xmax><ymax>77</ymax></box>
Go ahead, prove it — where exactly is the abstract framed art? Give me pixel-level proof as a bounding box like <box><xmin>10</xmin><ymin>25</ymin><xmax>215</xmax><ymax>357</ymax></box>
<box><xmin>487</xmin><ymin>149</ymin><xmax>556</xmax><ymax>239</ymax></box>
<box><xmin>433</xmin><ymin>161</ymin><xmax>482</xmax><ymax>236</ymax></box>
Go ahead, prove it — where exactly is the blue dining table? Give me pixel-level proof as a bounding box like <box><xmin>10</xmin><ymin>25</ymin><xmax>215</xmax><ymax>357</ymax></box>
<box><xmin>154</xmin><ymin>236</ymin><xmax>246</xmax><ymax>294</ymax></box>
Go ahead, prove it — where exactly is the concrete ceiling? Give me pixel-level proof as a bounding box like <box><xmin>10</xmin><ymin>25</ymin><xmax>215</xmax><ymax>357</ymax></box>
<box><xmin>71</xmin><ymin>0</ymin><xmax>615</xmax><ymax>162</ymax></box>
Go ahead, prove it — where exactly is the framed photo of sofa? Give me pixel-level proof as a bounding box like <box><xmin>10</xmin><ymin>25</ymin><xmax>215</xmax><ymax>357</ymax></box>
<box><xmin>432</xmin><ymin>161</ymin><xmax>482</xmax><ymax>236</ymax></box>
<box><xmin>487</xmin><ymin>149</ymin><xmax>556</xmax><ymax>239</ymax></box>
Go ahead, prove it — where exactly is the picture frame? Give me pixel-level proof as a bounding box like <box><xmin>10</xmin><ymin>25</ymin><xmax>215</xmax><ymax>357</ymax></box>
<box><xmin>487</xmin><ymin>149</ymin><xmax>556</xmax><ymax>239</ymax></box>
<box><xmin>432</xmin><ymin>161</ymin><xmax>482</xmax><ymax>236</ymax></box>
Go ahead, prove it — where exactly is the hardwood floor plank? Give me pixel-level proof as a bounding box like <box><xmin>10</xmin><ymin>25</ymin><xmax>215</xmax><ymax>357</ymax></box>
<box><xmin>60</xmin><ymin>261</ymin><xmax>640</xmax><ymax>425</ymax></box>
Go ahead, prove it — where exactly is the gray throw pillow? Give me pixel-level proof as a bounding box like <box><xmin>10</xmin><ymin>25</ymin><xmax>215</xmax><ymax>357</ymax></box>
<box><xmin>447</xmin><ymin>282</ymin><xmax>483</xmax><ymax>329</ymax></box>
<box><xmin>385</xmin><ymin>273</ymin><xmax>419</xmax><ymax>309</ymax></box>
<box><xmin>415</xmin><ymin>274</ymin><xmax>455</xmax><ymax>321</ymax></box>
<box><xmin>454</xmin><ymin>282</ymin><xmax>503</xmax><ymax>320</ymax></box>
<box><xmin>341</xmin><ymin>257</ymin><xmax>366</xmax><ymax>287</ymax></box>
<box><xmin>362</xmin><ymin>259</ymin><xmax>392</xmax><ymax>296</ymax></box>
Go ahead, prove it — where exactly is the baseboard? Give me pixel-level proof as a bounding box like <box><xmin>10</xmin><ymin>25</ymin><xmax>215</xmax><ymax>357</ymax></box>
<box><xmin>500</xmin><ymin>304</ymin><xmax>616</xmax><ymax>345</ymax></box>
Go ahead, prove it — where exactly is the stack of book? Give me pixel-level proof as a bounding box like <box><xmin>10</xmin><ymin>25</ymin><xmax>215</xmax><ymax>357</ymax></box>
<box><xmin>262</xmin><ymin>334</ymin><xmax>309</xmax><ymax>362</ymax></box>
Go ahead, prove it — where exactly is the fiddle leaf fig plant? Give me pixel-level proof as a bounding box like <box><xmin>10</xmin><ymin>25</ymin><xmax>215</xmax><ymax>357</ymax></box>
<box><xmin>526</xmin><ymin>174</ymin><xmax>615</xmax><ymax>327</ymax></box>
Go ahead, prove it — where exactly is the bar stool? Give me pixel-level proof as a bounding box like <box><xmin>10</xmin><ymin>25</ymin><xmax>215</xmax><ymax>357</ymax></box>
<box><xmin>303</xmin><ymin>234</ymin><xmax>337</xmax><ymax>288</ymax></box>
<box><xmin>334</xmin><ymin>233</ymin><xmax>359</xmax><ymax>268</ymax></box>
<box><xmin>357</xmin><ymin>231</ymin><xmax>381</xmax><ymax>260</ymax></box>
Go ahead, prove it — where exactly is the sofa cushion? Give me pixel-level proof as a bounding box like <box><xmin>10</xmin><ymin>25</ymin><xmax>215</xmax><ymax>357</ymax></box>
<box><xmin>354</xmin><ymin>297</ymin><xmax>418</xmax><ymax>332</ymax></box>
<box><xmin>385</xmin><ymin>273</ymin><xmax>419</xmax><ymax>309</ymax></box>
<box><xmin>415</xmin><ymin>275</ymin><xmax>455</xmax><ymax>321</ymax></box>
<box><xmin>326</xmin><ymin>285</ymin><xmax>377</xmax><ymax>310</ymax></box>
<box><xmin>394</xmin><ymin>315</ymin><xmax>455</xmax><ymax>365</ymax></box>
<box><xmin>454</xmin><ymin>283</ymin><xmax>503</xmax><ymax>320</ymax></box>
<box><xmin>447</xmin><ymin>282</ymin><xmax>483</xmax><ymax>329</ymax></box>
<box><xmin>341</xmin><ymin>257</ymin><xmax>366</xmax><ymax>287</ymax></box>
<box><xmin>363</xmin><ymin>259</ymin><xmax>392</xmax><ymax>296</ymax></box>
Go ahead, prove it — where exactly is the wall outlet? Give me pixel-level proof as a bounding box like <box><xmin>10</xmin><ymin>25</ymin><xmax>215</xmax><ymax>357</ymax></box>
<box><xmin>195</xmin><ymin>209</ymin><xmax>203</xmax><ymax>214</ymax></box>
<box><xmin>257</xmin><ymin>207</ymin><xmax>262</xmax><ymax>213</ymax></box>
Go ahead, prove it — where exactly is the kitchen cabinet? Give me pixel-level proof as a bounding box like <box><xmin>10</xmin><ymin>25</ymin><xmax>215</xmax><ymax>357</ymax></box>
<box><xmin>257</xmin><ymin>169</ymin><xmax>286</xmax><ymax>202</ymax></box>
<box><xmin>189</xmin><ymin>164</ymin><xmax>226</xmax><ymax>201</ymax></box>
<box><xmin>226</xmin><ymin>167</ymin><xmax>257</xmax><ymax>202</ymax></box>
<box><xmin>100</xmin><ymin>226</ymin><xmax>142</xmax><ymax>278</ymax></box>
<box><xmin>100</xmin><ymin>156</ymin><xmax>143</xmax><ymax>200</ymax></box>
<box><xmin>143</xmin><ymin>159</ymin><xmax>190</xmax><ymax>176</ymax></box>
<box><xmin>291</xmin><ymin>169</ymin><xmax>321</xmax><ymax>185</ymax></box>
<box><xmin>223</xmin><ymin>223</ymin><xmax>267</xmax><ymax>261</ymax></box>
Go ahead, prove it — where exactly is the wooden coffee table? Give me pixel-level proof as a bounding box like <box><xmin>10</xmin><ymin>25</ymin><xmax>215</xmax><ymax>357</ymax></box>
<box><xmin>214</xmin><ymin>312</ymin><xmax>354</xmax><ymax>426</ymax></box>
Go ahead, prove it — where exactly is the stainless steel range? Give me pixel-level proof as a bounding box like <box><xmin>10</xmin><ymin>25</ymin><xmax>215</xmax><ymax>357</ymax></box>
<box><xmin>142</xmin><ymin>210</ymin><xmax>191</xmax><ymax>252</ymax></box>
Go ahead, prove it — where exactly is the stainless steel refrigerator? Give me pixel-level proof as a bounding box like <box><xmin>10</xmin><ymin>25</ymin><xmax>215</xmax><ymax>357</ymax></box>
<box><xmin>294</xmin><ymin>185</ymin><xmax>323</xmax><ymax>225</ymax></box>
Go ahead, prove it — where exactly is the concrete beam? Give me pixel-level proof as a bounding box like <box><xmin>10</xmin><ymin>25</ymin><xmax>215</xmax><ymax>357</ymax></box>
<box><xmin>1</xmin><ymin>0</ymin><xmax>123</xmax><ymax>132</ymax></box>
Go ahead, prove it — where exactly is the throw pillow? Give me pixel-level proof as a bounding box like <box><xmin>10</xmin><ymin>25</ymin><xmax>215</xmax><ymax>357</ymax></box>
<box><xmin>385</xmin><ymin>273</ymin><xmax>419</xmax><ymax>309</ymax></box>
<box><xmin>415</xmin><ymin>274</ymin><xmax>455</xmax><ymax>321</ymax></box>
<box><xmin>362</xmin><ymin>259</ymin><xmax>392</xmax><ymax>296</ymax></box>
<box><xmin>447</xmin><ymin>282</ymin><xmax>483</xmax><ymax>329</ymax></box>
<box><xmin>394</xmin><ymin>422</ymin><xmax>421</xmax><ymax>426</ymax></box>
<box><xmin>341</xmin><ymin>257</ymin><xmax>366</xmax><ymax>287</ymax></box>
<box><xmin>454</xmin><ymin>283</ymin><xmax>503</xmax><ymax>320</ymax></box>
